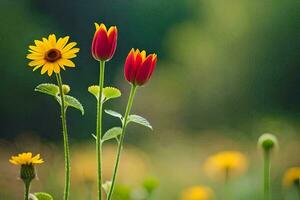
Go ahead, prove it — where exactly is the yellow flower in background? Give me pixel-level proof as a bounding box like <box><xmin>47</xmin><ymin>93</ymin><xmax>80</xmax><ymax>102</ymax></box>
<box><xmin>203</xmin><ymin>151</ymin><xmax>248</xmax><ymax>180</ymax></box>
<box><xmin>26</xmin><ymin>34</ymin><xmax>80</xmax><ymax>76</ymax></box>
<box><xmin>9</xmin><ymin>152</ymin><xmax>44</xmax><ymax>165</ymax></box>
<box><xmin>282</xmin><ymin>167</ymin><xmax>300</xmax><ymax>187</ymax></box>
<box><xmin>181</xmin><ymin>186</ymin><xmax>214</xmax><ymax>200</ymax></box>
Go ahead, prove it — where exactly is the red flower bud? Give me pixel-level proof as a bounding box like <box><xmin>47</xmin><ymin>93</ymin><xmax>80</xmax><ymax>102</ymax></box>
<box><xmin>124</xmin><ymin>49</ymin><xmax>157</xmax><ymax>86</ymax></box>
<box><xmin>92</xmin><ymin>23</ymin><xmax>118</xmax><ymax>61</ymax></box>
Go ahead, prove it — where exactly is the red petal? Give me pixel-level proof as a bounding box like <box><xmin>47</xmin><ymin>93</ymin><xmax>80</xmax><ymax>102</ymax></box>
<box><xmin>92</xmin><ymin>28</ymin><xmax>109</xmax><ymax>61</ymax></box>
<box><xmin>124</xmin><ymin>49</ymin><xmax>136</xmax><ymax>83</ymax></box>
<box><xmin>147</xmin><ymin>54</ymin><xmax>157</xmax><ymax>79</ymax></box>
<box><xmin>135</xmin><ymin>54</ymin><xmax>153</xmax><ymax>85</ymax></box>
<box><xmin>107</xmin><ymin>27</ymin><xmax>118</xmax><ymax>60</ymax></box>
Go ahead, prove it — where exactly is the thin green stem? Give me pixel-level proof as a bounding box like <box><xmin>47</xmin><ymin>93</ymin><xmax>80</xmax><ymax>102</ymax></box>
<box><xmin>96</xmin><ymin>61</ymin><xmax>105</xmax><ymax>200</ymax></box>
<box><xmin>106</xmin><ymin>84</ymin><xmax>138</xmax><ymax>200</ymax></box>
<box><xmin>56</xmin><ymin>73</ymin><xmax>70</xmax><ymax>200</ymax></box>
<box><xmin>264</xmin><ymin>150</ymin><xmax>271</xmax><ymax>200</ymax></box>
<box><xmin>224</xmin><ymin>167</ymin><xmax>230</xmax><ymax>200</ymax></box>
<box><xmin>24</xmin><ymin>180</ymin><xmax>30</xmax><ymax>200</ymax></box>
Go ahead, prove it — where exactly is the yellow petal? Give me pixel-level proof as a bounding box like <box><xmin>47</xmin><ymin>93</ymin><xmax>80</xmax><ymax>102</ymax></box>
<box><xmin>94</xmin><ymin>22</ymin><xmax>100</xmax><ymax>30</ymax></box>
<box><xmin>53</xmin><ymin>63</ymin><xmax>60</xmax><ymax>73</ymax></box>
<box><xmin>99</xmin><ymin>23</ymin><xmax>107</xmax><ymax>32</ymax></box>
<box><xmin>58</xmin><ymin>59</ymin><xmax>75</xmax><ymax>67</ymax></box>
<box><xmin>62</xmin><ymin>48</ymin><xmax>79</xmax><ymax>59</ymax></box>
<box><xmin>41</xmin><ymin>63</ymin><xmax>50</xmax><ymax>74</ymax></box>
<box><xmin>34</xmin><ymin>40</ymin><xmax>46</xmax><ymax>51</ymax></box>
<box><xmin>27</xmin><ymin>53</ymin><xmax>44</xmax><ymax>60</ymax></box>
<box><xmin>56</xmin><ymin>36</ymin><xmax>70</xmax><ymax>50</ymax></box>
<box><xmin>33</xmin><ymin>64</ymin><xmax>44</xmax><ymax>71</ymax></box>
<box><xmin>140</xmin><ymin>50</ymin><xmax>146</xmax><ymax>60</ymax></box>
<box><xmin>29</xmin><ymin>59</ymin><xmax>46</xmax><ymax>67</ymax></box>
<box><xmin>62</xmin><ymin>42</ymin><xmax>77</xmax><ymax>54</ymax></box>
<box><xmin>42</xmin><ymin>37</ymin><xmax>51</xmax><ymax>49</ymax></box>
<box><xmin>48</xmin><ymin>34</ymin><xmax>57</xmax><ymax>47</ymax></box>
<box><xmin>47</xmin><ymin>63</ymin><xmax>54</xmax><ymax>76</ymax></box>
<box><xmin>29</xmin><ymin>45</ymin><xmax>43</xmax><ymax>53</ymax></box>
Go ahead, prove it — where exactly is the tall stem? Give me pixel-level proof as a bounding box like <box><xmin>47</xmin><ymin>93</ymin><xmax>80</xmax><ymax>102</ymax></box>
<box><xmin>224</xmin><ymin>168</ymin><xmax>230</xmax><ymax>200</ymax></box>
<box><xmin>264</xmin><ymin>150</ymin><xmax>271</xmax><ymax>200</ymax></box>
<box><xmin>106</xmin><ymin>84</ymin><xmax>138</xmax><ymax>200</ymax></box>
<box><xmin>96</xmin><ymin>61</ymin><xmax>105</xmax><ymax>200</ymax></box>
<box><xmin>24</xmin><ymin>180</ymin><xmax>30</xmax><ymax>200</ymax></box>
<box><xmin>56</xmin><ymin>73</ymin><xmax>70</xmax><ymax>200</ymax></box>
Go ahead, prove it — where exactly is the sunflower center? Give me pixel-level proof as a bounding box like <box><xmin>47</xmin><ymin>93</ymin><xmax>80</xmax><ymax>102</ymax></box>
<box><xmin>45</xmin><ymin>48</ymin><xmax>61</xmax><ymax>62</ymax></box>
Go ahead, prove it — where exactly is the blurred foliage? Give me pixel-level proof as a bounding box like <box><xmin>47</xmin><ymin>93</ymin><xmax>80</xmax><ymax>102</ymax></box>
<box><xmin>1</xmin><ymin>0</ymin><xmax>300</xmax><ymax>199</ymax></box>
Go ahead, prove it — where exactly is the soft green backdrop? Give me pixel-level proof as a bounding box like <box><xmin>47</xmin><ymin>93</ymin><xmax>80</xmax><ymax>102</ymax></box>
<box><xmin>0</xmin><ymin>0</ymin><xmax>299</xmax><ymax>199</ymax></box>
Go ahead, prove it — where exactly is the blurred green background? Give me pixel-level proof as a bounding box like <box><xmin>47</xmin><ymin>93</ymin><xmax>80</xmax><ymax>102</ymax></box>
<box><xmin>0</xmin><ymin>0</ymin><xmax>300</xmax><ymax>199</ymax></box>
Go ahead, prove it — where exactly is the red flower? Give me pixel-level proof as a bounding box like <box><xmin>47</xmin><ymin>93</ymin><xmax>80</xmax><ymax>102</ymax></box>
<box><xmin>91</xmin><ymin>23</ymin><xmax>118</xmax><ymax>61</ymax></box>
<box><xmin>124</xmin><ymin>49</ymin><xmax>157</xmax><ymax>86</ymax></box>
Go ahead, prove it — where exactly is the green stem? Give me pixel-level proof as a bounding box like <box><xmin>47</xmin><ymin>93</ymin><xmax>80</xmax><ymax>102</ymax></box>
<box><xmin>264</xmin><ymin>150</ymin><xmax>271</xmax><ymax>200</ymax></box>
<box><xmin>106</xmin><ymin>84</ymin><xmax>138</xmax><ymax>200</ymax></box>
<box><xmin>56</xmin><ymin>73</ymin><xmax>70</xmax><ymax>200</ymax></box>
<box><xmin>96</xmin><ymin>61</ymin><xmax>105</xmax><ymax>200</ymax></box>
<box><xmin>24</xmin><ymin>180</ymin><xmax>30</xmax><ymax>200</ymax></box>
<box><xmin>224</xmin><ymin>168</ymin><xmax>230</xmax><ymax>200</ymax></box>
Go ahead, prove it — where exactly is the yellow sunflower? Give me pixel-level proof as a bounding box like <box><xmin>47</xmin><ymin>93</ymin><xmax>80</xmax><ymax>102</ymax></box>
<box><xmin>26</xmin><ymin>34</ymin><xmax>80</xmax><ymax>76</ymax></box>
<box><xmin>9</xmin><ymin>152</ymin><xmax>44</xmax><ymax>165</ymax></box>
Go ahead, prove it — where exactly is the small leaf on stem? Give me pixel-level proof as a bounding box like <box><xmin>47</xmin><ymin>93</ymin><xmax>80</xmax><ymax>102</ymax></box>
<box><xmin>105</xmin><ymin>109</ymin><xmax>123</xmax><ymax>120</ymax></box>
<box><xmin>128</xmin><ymin>115</ymin><xmax>152</xmax><ymax>130</ymax></box>
<box><xmin>35</xmin><ymin>83</ymin><xmax>59</xmax><ymax>96</ymax></box>
<box><xmin>102</xmin><ymin>127</ymin><xmax>122</xmax><ymax>142</ymax></box>
<box><xmin>56</xmin><ymin>95</ymin><xmax>84</xmax><ymax>115</ymax></box>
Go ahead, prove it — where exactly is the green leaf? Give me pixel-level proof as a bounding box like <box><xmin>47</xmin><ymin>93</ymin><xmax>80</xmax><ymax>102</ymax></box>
<box><xmin>92</xmin><ymin>133</ymin><xmax>97</xmax><ymax>140</ymax></box>
<box><xmin>64</xmin><ymin>95</ymin><xmax>84</xmax><ymax>115</ymax></box>
<box><xmin>88</xmin><ymin>85</ymin><xmax>121</xmax><ymax>102</ymax></box>
<box><xmin>88</xmin><ymin>85</ymin><xmax>99</xmax><ymax>99</ymax></box>
<box><xmin>35</xmin><ymin>83</ymin><xmax>59</xmax><ymax>97</ymax></box>
<box><xmin>105</xmin><ymin>109</ymin><xmax>123</xmax><ymax>120</ymax></box>
<box><xmin>102</xmin><ymin>127</ymin><xmax>122</xmax><ymax>141</ymax></box>
<box><xmin>56</xmin><ymin>95</ymin><xmax>84</xmax><ymax>115</ymax></box>
<box><xmin>33</xmin><ymin>192</ymin><xmax>53</xmax><ymax>200</ymax></box>
<box><xmin>103</xmin><ymin>87</ymin><xmax>121</xmax><ymax>101</ymax></box>
<box><xmin>128</xmin><ymin>115</ymin><xmax>152</xmax><ymax>130</ymax></box>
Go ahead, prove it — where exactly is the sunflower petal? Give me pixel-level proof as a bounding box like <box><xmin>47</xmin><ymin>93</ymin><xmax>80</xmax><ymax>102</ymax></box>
<box><xmin>56</xmin><ymin>36</ymin><xmax>70</xmax><ymax>50</ymax></box>
<box><xmin>58</xmin><ymin>59</ymin><xmax>75</xmax><ymax>67</ymax></box>
<box><xmin>29</xmin><ymin>59</ymin><xmax>45</xmax><ymax>67</ymax></box>
<box><xmin>62</xmin><ymin>42</ymin><xmax>77</xmax><ymax>54</ymax></box>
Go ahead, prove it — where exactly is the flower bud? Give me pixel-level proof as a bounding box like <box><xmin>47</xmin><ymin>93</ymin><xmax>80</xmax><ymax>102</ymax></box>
<box><xmin>258</xmin><ymin>133</ymin><xmax>278</xmax><ymax>151</ymax></box>
<box><xmin>92</xmin><ymin>23</ymin><xmax>118</xmax><ymax>61</ymax></box>
<box><xmin>62</xmin><ymin>84</ymin><xmax>70</xmax><ymax>94</ymax></box>
<box><xmin>20</xmin><ymin>164</ymin><xmax>36</xmax><ymax>182</ymax></box>
<box><xmin>124</xmin><ymin>49</ymin><xmax>157</xmax><ymax>86</ymax></box>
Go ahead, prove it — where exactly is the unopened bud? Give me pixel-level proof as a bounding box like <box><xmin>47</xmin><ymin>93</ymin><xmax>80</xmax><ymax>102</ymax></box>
<box><xmin>258</xmin><ymin>133</ymin><xmax>278</xmax><ymax>151</ymax></box>
<box><xmin>62</xmin><ymin>84</ymin><xmax>70</xmax><ymax>94</ymax></box>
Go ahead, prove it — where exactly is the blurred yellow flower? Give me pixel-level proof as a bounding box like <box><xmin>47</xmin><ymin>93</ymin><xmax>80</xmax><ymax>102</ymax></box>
<box><xmin>181</xmin><ymin>186</ymin><xmax>214</xmax><ymax>200</ymax></box>
<box><xmin>26</xmin><ymin>34</ymin><xmax>79</xmax><ymax>76</ymax></box>
<box><xmin>72</xmin><ymin>148</ymin><xmax>96</xmax><ymax>184</ymax></box>
<box><xmin>203</xmin><ymin>151</ymin><xmax>248</xmax><ymax>180</ymax></box>
<box><xmin>9</xmin><ymin>152</ymin><xmax>44</xmax><ymax>165</ymax></box>
<box><xmin>72</xmin><ymin>144</ymin><xmax>149</xmax><ymax>185</ymax></box>
<box><xmin>282</xmin><ymin>167</ymin><xmax>300</xmax><ymax>187</ymax></box>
